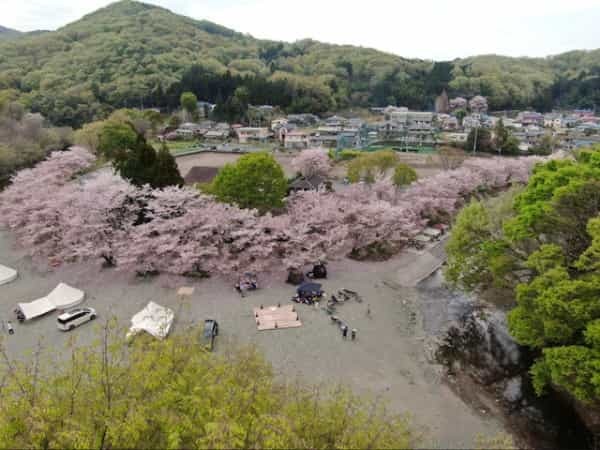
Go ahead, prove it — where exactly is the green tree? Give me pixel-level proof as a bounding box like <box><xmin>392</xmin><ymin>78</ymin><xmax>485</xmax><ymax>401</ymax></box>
<box><xmin>446</xmin><ymin>147</ymin><xmax>600</xmax><ymax>402</ymax></box>
<box><xmin>180</xmin><ymin>91</ymin><xmax>198</xmax><ymax>118</ymax></box>
<box><xmin>152</xmin><ymin>143</ymin><xmax>184</xmax><ymax>188</ymax></box>
<box><xmin>98</xmin><ymin>121</ymin><xmax>138</xmax><ymax>159</ymax></box>
<box><xmin>347</xmin><ymin>150</ymin><xmax>398</xmax><ymax>183</ymax></box>
<box><xmin>453</xmin><ymin>109</ymin><xmax>467</xmax><ymax>124</ymax></box>
<box><xmin>493</xmin><ymin>119</ymin><xmax>520</xmax><ymax>155</ymax></box>
<box><xmin>466</xmin><ymin>127</ymin><xmax>493</xmax><ymax>153</ymax></box>
<box><xmin>211</xmin><ymin>152</ymin><xmax>287</xmax><ymax>212</ymax></box>
<box><xmin>531</xmin><ymin>133</ymin><xmax>557</xmax><ymax>156</ymax></box>
<box><xmin>0</xmin><ymin>327</ymin><xmax>414</xmax><ymax>448</ymax></box>
<box><xmin>392</xmin><ymin>163</ymin><xmax>418</xmax><ymax>187</ymax></box>
<box><xmin>109</xmin><ymin>127</ymin><xmax>182</xmax><ymax>188</ymax></box>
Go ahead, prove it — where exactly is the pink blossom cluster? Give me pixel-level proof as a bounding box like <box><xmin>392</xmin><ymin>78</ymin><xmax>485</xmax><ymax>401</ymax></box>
<box><xmin>291</xmin><ymin>148</ymin><xmax>331</xmax><ymax>178</ymax></box>
<box><xmin>0</xmin><ymin>148</ymin><xmax>544</xmax><ymax>277</ymax></box>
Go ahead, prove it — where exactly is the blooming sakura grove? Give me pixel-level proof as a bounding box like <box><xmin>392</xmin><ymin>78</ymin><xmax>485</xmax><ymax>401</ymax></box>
<box><xmin>291</xmin><ymin>148</ymin><xmax>331</xmax><ymax>178</ymax></box>
<box><xmin>0</xmin><ymin>147</ymin><xmax>545</xmax><ymax>278</ymax></box>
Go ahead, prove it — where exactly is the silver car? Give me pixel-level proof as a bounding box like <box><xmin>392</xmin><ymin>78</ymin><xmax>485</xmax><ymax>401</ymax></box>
<box><xmin>57</xmin><ymin>307</ymin><xmax>97</xmax><ymax>331</ymax></box>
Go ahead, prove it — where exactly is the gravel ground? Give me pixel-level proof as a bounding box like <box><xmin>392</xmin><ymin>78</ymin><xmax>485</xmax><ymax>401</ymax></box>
<box><xmin>0</xmin><ymin>230</ymin><xmax>504</xmax><ymax>448</ymax></box>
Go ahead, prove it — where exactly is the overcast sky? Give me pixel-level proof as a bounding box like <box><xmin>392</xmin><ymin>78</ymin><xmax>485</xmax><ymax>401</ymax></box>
<box><xmin>3</xmin><ymin>0</ymin><xmax>600</xmax><ymax>60</ymax></box>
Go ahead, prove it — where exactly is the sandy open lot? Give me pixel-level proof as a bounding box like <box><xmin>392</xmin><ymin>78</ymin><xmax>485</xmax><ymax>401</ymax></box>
<box><xmin>0</xmin><ymin>230</ymin><xmax>504</xmax><ymax>448</ymax></box>
<box><xmin>176</xmin><ymin>151</ymin><xmax>298</xmax><ymax>178</ymax></box>
<box><xmin>175</xmin><ymin>150</ymin><xmax>445</xmax><ymax>183</ymax></box>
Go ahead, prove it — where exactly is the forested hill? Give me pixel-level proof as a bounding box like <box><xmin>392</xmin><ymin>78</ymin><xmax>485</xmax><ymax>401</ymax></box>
<box><xmin>0</xmin><ymin>0</ymin><xmax>599</xmax><ymax>127</ymax></box>
<box><xmin>0</xmin><ymin>26</ymin><xmax>22</xmax><ymax>40</ymax></box>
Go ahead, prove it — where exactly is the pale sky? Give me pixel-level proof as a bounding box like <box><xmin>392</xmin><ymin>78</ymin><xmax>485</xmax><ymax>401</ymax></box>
<box><xmin>2</xmin><ymin>0</ymin><xmax>600</xmax><ymax>60</ymax></box>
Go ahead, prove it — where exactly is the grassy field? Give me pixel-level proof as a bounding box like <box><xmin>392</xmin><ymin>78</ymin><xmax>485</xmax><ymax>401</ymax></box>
<box><xmin>150</xmin><ymin>139</ymin><xmax>200</xmax><ymax>155</ymax></box>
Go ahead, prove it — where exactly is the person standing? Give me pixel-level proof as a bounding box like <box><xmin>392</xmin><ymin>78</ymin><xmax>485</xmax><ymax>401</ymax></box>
<box><xmin>351</xmin><ymin>328</ymin><xmax>357</xmax><ymax>340</ymax></box>
<box><xmin>341</xmin><ymin>324</ymin><xmax>348</xmax><ymax>339</ymax></box>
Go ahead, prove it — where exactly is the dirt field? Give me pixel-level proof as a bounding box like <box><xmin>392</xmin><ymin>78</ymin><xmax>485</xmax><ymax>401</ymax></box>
<box><xmin>0</xmin><ymin>230</ymin><xmax>505</xmax><ymax>448</ymax></box>
<box><xmin>176</xmin><ymin>151</ymin><xmax>298</xmax><ymax>178</ymax></box>
<box><xmin>176</xmin><ymin>150</ymin><xmax>445</xmax><ymax>183</ymax></box>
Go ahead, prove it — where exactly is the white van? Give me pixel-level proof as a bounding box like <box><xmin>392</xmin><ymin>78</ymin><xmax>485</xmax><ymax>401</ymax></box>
<box><xmin>57</xmin><ymin>307</ymin><xmax>97</xmax><ymax>331</ymax></box>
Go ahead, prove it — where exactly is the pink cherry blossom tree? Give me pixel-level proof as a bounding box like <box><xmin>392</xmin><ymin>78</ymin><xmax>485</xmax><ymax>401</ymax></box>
<box><xmin>291</xmin><ymin>148</ymin><xmax>332</xmax><ymax>178</ymax></box>
<box><xmin>0</xmin><ymin>147</ymin><xmax>549</xmax><ymax>278</ymax></box>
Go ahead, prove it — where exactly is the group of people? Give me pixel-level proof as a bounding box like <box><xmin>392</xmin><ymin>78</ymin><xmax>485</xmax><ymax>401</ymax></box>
<box><xmin>331</xmin><ymin>316</ymin><xmax>357</xmax><ymax>340</ymax></box>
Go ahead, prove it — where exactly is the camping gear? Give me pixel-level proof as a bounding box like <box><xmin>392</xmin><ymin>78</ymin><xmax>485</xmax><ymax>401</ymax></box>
<box><xmin>306</xmin><ymin>261</ymin><xmax>327</xmax><ymax>279</ymax></box>
<box><xmin>17</xmin><ymin>283</ymin><xmax>85</xmax><ymax>321</ymax></box>
<box><xmin>235</xmin><ymin>272</ymin><xmax>258</xmax><ymax>297</ymax></box>
<box><xmin>127</xmin><ymin>302</ymin><xmax>174</xmax><ymax>340</ymax></box>
<box><xmin>286</xmin><ymin>268</ymin><xmax>305</xmax><ymax>285</ymax></box>
<box><xmin>341</xmin><ymin>288</ymin><xmax>363</xmax><ymax>303</ymax></box>
<box><xmin>293</xmin><ymin>282</ymin><xmax>324</xmax><ymax>304</ymax></box>
<box><xmin>0</xmin><ymin>264</ymin><xmax>18</xmax><ymax>286</ymax></box>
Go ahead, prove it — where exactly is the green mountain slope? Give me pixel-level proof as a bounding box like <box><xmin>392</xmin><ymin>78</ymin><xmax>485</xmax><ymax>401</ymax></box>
<box><xmin>0</xmin><ymin>0</ymin><xmax>598</xmax><ymax>127</ymax></box>
<box><xmin>0</xmin><ymin>26</ymin><xmax>22</xmax><ymax>41</ymax></box>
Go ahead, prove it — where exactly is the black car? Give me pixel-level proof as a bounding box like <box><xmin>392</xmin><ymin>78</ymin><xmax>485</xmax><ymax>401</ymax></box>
<box><xmin>200</xmin><ymin>319</ymin><xmax>219</xmax><ymax>351</ymax></box>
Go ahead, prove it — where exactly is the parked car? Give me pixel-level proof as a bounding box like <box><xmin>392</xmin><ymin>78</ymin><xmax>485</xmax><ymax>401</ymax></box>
<box><xmin>57</xmin><ymin>307</ymin><xmax>97</xmax><ymax>331</ymax></box>
<box><xmin>200</xmin><ymin>319</ymin><xmax>219</xmax><ymax>351</ymax></box>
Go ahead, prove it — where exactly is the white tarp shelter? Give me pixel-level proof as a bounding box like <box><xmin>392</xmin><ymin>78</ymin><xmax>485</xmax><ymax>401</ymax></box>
<box><xmin>127</xmin><ymin>302</ymin><xmax>174</xmax><ymax>340</ymax></box>
<box><xmin>0</xmin><ymin>264</ymin><xmax>18</xmax><ymax>286</ymax></box>
<box><xmin>17</xmin><ymin>282</ymin><xmax>85</xmax><ymax>321</ymax></box>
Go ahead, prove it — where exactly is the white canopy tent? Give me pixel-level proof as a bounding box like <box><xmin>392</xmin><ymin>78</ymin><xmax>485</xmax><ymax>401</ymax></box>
<box><xmin>0</xmin><ymin>264</ymin><xmax>18</xmax><ymax>286</ymax></box>
<box><xmin>46</xmin><ymin>283</ymin><xmax>85</xmax><ymax>309</ymax></box>
<box><xmin>17</xmin><ymin>282</ymin><xmax>85</xmax><ymax>321</ymax></box>
<box><xmin>127</xmin><ymin>302</ymin><xmax>174</xmax><ymax>340</ymax></box>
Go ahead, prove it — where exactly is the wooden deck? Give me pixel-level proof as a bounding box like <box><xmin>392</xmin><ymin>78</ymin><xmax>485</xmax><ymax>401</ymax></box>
<box><xmin>253</xmin><ymin>304</ymin><xmax>302</xmax><ymax>331</ymax></box>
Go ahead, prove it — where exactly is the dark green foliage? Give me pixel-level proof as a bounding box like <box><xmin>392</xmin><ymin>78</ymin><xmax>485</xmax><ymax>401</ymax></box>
<box><xmin>466</xmin><ymin>128</ymin><xmax>493</xmax><ymax>153</ymax></box>
<box><xmin>210</xmin><ymin>152</ymin><xmax>287</xmax><ymax>212</ymax></box>
<box><xmin>446</xmin><ymin>148</ymin><xmax>600</xmax><ymax>402</ymax></box>
<box><xmin>103</xmin><ymin>122</ymin><xmax>182</xmax><ymax>188</ymax></box>
<box><xmin>493</xmin><ymin>119</ymin><xmax>520</xmax><ymax>155</ymax></box>
<box><xmin>152</xmin><ymin>142</ymin><xmax>184</xmax><ymax>188</ymax></box>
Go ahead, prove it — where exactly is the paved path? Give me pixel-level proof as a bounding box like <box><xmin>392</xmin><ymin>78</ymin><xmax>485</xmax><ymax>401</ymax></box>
<box><xmin>389</xmin><ymin>237</ymin><xmax>449</xmax><ymax>287</ymax></box>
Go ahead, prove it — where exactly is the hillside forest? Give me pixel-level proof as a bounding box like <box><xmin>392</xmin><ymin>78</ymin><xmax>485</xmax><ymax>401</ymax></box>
<box><xmin>0</xmin><ymin>1</ymin><xmax>599</xmax><ymax>127</ymax></box>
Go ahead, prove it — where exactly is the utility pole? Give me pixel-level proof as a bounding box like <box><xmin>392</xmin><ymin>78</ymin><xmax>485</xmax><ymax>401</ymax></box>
<box><xmin>472</xmin><ymin>123</ymin><xmax>478</xmax><ymax>154</ymax></box>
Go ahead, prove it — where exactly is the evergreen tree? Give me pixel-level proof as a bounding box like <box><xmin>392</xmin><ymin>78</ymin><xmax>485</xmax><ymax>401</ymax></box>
<box><xmin>493</xmin><ymin>119</ymin><xmax>520</xmax><ymax>155</ymax></box>
<box><xmin>153</xmin><ymin>142</ymin><xmax>183</xmax><ymax>188</ymax></box>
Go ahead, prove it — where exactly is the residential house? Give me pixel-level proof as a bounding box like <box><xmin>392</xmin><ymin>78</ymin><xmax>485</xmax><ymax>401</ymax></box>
<box><xmin>517</xmin><ymin>111</ymin><xmax>544</xmax><ymax>127</ymax></box>
<box><xmin>284</xmin><ymin>130</ymin><xmax>311</xmax><ymax>149</ymax></box>
<box><xmin>236</xmin><ymin>127</ymin><xmax>271</xmax><ymax>143</ymax></box>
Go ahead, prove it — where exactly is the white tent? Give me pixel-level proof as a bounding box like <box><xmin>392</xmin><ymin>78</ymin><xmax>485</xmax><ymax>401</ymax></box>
<box><xmin>18</xmin><ymin>298</ymin><xmax>55</xmax><ymax>321</ymax></box>
<box><xmin>46</xmin><ymin>283</ymin><xmax>85</xmax><ymax>309</ymax></box>
<box><xmin>127</xmin><ymin>302</ymin><xmax>174</xmax><ymax>340</ymax></box>
<box><xmin>17</xmin><ymin>282</ymin><xmax>85</xmax><ymax>321</ymax></box>
<box><xmin>0</xmin><ymin>264</ymin><xmax>17</xmax><ymax>286</ymax></box>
